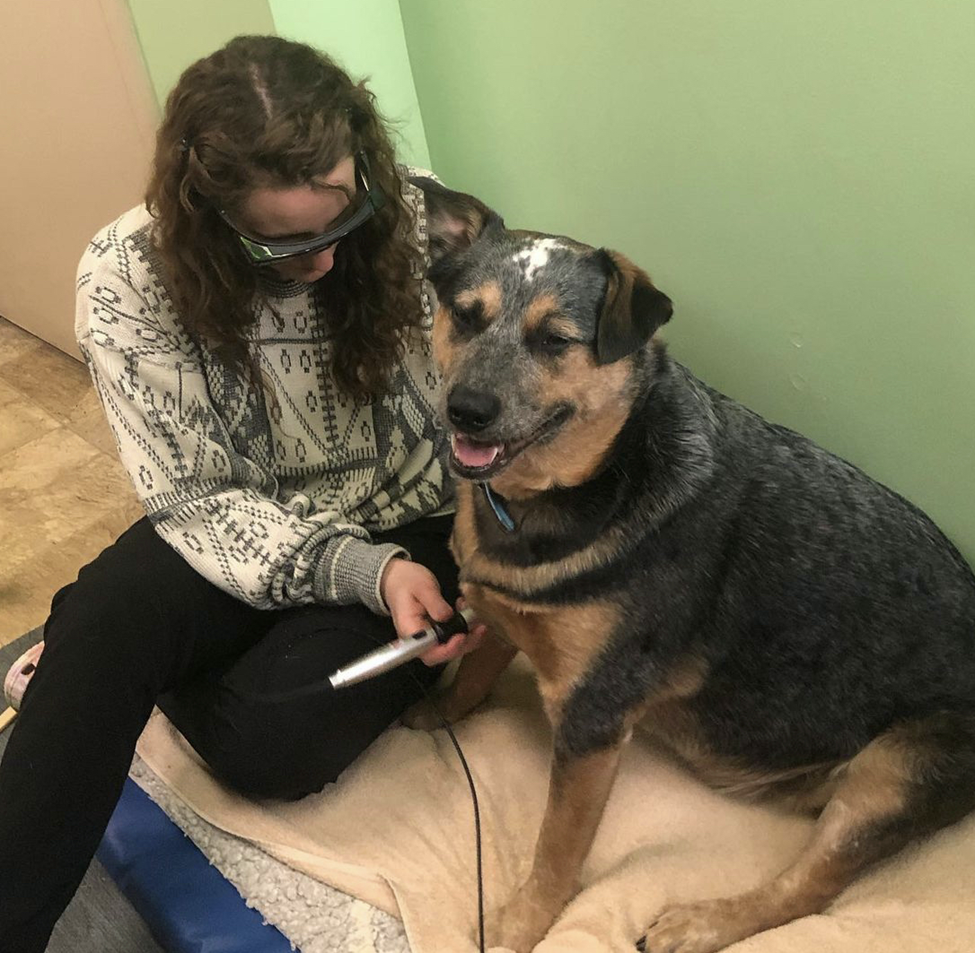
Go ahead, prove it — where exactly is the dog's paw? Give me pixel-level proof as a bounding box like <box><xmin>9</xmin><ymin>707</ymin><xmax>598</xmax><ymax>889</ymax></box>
<box><xmin>400</xmin><ymin>697</ymin><xmax>445</xmax><ymax>731</ymax></box>
<box><xmin>484</xmin><ymin>891</ymin><xmax>558</xmax><ymax>952</ymax></box>
<box><xmin>402</xmin><ymin>689</ymin><xmax>485</xmax><ymax>729</ymax></box>
<box><xmin>638</xmin><ymin>897</ymin><xmax>762</xmax><ymax>953</ymax></box>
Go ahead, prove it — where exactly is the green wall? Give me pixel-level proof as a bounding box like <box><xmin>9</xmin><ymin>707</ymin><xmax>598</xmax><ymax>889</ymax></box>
<box><xmin>128</xmin><ymin>0</ymin><xmax>276</xmax><ymax>108</ymax></box>
<box><xmin>121</xmin><ymin>0</ymin><xmax>975</xmax><ymax>560</ymax></box>
<box><xmin>127</xmin><ymin>0</ymin><xmax>428</xmax><ymax>167</ymax></box>
<box><xmin>269</xmin><ymin>0</ymin><xmax>430</xmax><ymax>168</ymax></box>
<box><xmin>401</xmin><ymin>0</ymin><xmax>975</xmax><ymax>560</ymax></box>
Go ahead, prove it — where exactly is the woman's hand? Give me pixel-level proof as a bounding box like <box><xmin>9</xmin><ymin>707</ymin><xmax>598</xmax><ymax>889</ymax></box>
<box><xmin>380</xmin><ymin>558</ymin><xmax>487</xmax><ymax>665</ymax></box>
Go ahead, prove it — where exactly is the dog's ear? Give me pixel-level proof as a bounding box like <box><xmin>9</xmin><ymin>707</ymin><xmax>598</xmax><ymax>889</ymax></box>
<box><xmin>412</xmin><ymin>176</ymin><xmax>504</xmax><ymax>271</ymax></box>
<box><xmin>593</xmin><ymin>249</ymin><xmax>673</xmax><ymax>365</ymax></box>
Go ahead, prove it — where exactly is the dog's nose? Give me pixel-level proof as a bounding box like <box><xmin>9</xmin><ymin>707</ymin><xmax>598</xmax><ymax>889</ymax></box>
<box><xmin>447</xmin><ymin>385</ymin><xmax>500</xmax><ymax>433</ymax></box>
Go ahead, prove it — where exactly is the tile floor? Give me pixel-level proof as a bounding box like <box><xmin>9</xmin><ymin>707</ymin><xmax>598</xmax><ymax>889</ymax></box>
<box><xmin>0</xmin><ymin>316</ymin><xmax>143</xmax><ymax>647</ymax></box>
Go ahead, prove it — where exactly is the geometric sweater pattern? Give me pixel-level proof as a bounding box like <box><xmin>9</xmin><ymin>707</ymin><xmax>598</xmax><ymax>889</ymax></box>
<box><xmin>75</xmin><ymin>174</ymin><xmax>452</xmax><ymax>615</ymax></box>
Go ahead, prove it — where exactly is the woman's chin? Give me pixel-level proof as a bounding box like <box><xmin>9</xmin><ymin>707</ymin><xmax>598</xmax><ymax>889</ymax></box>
<box><xmin>273</xmin><ymin>268</ymin><xmax>327</xmax><ymax>284</ymax></box>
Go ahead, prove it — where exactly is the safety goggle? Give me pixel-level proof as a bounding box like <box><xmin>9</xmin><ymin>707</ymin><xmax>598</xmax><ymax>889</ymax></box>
<box><xmin>218</xmin><ymin>152</ymin><xmax>385</xmax><ymax>265</ymax></box>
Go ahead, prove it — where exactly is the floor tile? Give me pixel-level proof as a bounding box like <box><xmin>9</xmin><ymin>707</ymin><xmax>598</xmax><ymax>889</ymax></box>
<box><xmin>0</xmin><ymin>436</ymin><xmax>142</xmax><ymax>645</ymax></box>
<box><xmin>0</xmin><ymin>377</ymin><xmax>62</xmax><ymax>456</ymax></box>
<box><xmin>0</xmin><ymin>335</ymin><xmax>92</xmax><ymax>423</ymax></box>
<box><xmin>0</xmin><ymin>315</ymin><xmax>46</xmax><ymax>367</ymax></box>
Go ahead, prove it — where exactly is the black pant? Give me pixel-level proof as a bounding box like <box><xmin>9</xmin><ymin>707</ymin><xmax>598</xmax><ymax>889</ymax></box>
<box><xmin>0</xmin><ymin>515</ymin><xmax>457</xmax><ymax>953</ymax></box>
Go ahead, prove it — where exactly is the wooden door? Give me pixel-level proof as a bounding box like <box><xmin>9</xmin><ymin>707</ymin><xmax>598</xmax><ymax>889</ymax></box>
<box><xmin>0</xmin><ymin>0</ymin><xmax>158</xmax><ymax>358</ymax></box>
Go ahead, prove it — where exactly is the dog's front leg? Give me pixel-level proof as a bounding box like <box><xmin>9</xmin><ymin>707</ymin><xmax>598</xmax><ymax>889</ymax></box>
<box><xmin>402</xmin><ymin>630</ymin><xmax>517</xmax><ymax>729</ymax></box>
<box><xmin>488</xmin><ymin>735</ymin><xmax>625</xmax><ymax>951</ymax></box>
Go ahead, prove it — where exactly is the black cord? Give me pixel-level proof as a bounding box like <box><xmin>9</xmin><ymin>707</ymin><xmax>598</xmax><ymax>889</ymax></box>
<box><xmin>239</xmin><ymin>635</ymin><xmax>487</xmax><ymax>953</ymax></box>
<box><xmin>403</xmin><ymin>669</ymin><xmax>486</xmax><ymax>953</ymax></box>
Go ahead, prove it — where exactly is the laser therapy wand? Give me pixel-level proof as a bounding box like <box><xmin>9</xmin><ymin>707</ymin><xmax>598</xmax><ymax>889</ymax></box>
<box><xmin>328</xmin><ymin>607</ymin><xmax>477</xmax><ymax>689</ymax></box>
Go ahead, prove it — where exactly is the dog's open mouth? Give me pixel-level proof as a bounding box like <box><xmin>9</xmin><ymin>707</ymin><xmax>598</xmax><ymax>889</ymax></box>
<box><xmin>449</xmin><ymin>405</ymin><xmax>573</xmax><ymax>480</ymax></box>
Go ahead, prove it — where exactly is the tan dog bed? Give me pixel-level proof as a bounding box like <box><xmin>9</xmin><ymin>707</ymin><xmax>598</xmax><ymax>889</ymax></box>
<box><xmin>136</xmin><ymin>656</ymin><xmax>975</xmax><ymax>952</ymax></box>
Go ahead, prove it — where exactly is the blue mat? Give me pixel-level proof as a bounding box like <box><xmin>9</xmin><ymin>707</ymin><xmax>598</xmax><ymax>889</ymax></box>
<box><xmin>97</xmin><ymin>778</ymin><xmax>295</xmax><ymax>953</ymax></box>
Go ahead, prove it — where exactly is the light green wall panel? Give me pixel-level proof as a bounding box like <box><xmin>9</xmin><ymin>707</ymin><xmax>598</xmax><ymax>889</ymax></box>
<box><xmin>269</xmin><ymin>0</ymin><xmax>430</xmax><ymax>168</ymax></box>
<box><xmin>128</xmin><ymin>0</ymin><xmax>276</xmax><ymax>108</ymax></box>
<box><xmin>401</xmin><ymin>0</ymin><xmax>975</xmax><ymax>561</ymax></box>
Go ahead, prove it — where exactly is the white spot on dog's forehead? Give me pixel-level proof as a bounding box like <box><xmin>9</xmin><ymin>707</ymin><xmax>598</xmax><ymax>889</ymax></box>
<box><xmin>511</xmin><ymin>237</ymin><xmax>565</xmax><ymax>281</ymax></box>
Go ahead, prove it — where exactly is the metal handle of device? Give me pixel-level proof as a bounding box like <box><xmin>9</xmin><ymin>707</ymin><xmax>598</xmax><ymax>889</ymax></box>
<box><xmin>328</xmin><ymin>607</ymin><xmax>477</xmax><ymax>689</ymax></box>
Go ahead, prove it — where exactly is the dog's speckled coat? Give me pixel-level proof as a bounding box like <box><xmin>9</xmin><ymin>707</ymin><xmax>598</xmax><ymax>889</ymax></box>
<box><xmin>409</xmin><ymin>176</ymin><xmax>975</xmax><ymax>953</ymax></box>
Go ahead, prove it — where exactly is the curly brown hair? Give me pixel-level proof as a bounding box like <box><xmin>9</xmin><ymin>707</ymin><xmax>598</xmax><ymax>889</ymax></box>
<box><xmin>145</xmin><ymin>35</ymin><xmax>423</xmax><ymax>400</ymax></box>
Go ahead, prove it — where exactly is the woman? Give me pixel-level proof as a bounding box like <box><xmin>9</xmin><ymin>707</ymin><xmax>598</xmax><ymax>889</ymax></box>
<box><xmin>0</xmin><ymin>34</ymin><xmax>482</xmax><ymax>952</ymax></box>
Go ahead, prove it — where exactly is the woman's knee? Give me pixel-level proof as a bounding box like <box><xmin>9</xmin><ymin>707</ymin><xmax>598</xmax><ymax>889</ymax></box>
<box><xmin>188</xmin><ymin>685</ymin><xmax>397</xmax><ymax>800</ymax></box>
<box><xmin>173</xmin><ymin>612</ymin><xmax>438</xmax><ymax>800</ymax></box>
<box><xmin>204</xmin><ymin>724</ymin><xmax>350</xmax><ymax>801</ymax></box>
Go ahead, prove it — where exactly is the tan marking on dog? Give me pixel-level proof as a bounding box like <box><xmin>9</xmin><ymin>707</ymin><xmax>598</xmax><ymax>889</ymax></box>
<box><xmin>447</xmin><ymin>481</ymin><xmax>479</xmax><ymax>567</ymax></box>
<box><xmin>826</xmin><ymin>724</ymin><xmax>923</xmax><ymax>818</ymax></box>
<box><xmin>456</xmin><ymin>476</ymin><xmax>839</xmax><ymax>807</ymax></box>
<box><xmin>641</xmin><ymin>723</ymin><xmax>932</xmax><ymax>953</ymax></box>
<box><xmin>644</xmin><ymin>698</ymin><xmax>839</xmax><ymax>810</ymax></box>
<box><xmin>432</xmin><ymin>282</ymin><xmax>503</xmax><ymax>379</ymax></box>
<box><xmin>643</xmin><ymin>668</ymin><xmax>840</xmax><ymax>812</ymax></box>
<box><xmin>491</xmin><ymin>744</ymin><xmax>625</xmax><ymax>950</ymax></box>
<box><xmin>454</xmin><ymin>280</ymin><xmax>502</xmax><ymax>322</ymax></box>
<box><xmin>432</xmin><ymin>304</ymin><xmax>459</xmax><ymax>375</ymax></box>
<box><xmin>522</xmin><ymin>292</ymin><xmax>561</xmax><ymax>332</ymax></box>
<box><xmin>450</xmin><ymin>481</ymin><xmax>629</xmax><ymax>597</ymax></box>
<box><xmin>491</xmin><ymin>346</ymin><xmax>639</xmax><ymax>499</ymax></box>
<box><xmin>461</xmin><ymin>585</ymin><xmax>619</xmax><ymax>722</ymax></box>
<box><xmin>402</xmin><ymin>630</ymin><xmax>518</xmax><ymax>729</ymax></box>
<box><xmin>658</xmin><ymin>654</ymin><xmax>710</xmax><ymax>701</ymax></box>
<box><xmin>535</xmin><ymin>745</ymin><xmax>623</xmax><ymax>893</ymax></box>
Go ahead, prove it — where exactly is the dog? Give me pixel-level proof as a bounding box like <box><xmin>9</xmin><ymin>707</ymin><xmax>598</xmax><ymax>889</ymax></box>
<box><xmin>404</xmin><ymin>177</ymin><xmax>975</xmax><ymax>953</ymax></box>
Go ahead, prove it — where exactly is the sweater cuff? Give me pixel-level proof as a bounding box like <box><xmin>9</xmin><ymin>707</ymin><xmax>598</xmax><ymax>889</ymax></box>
<box><xmin>315</xmin><ymin>536</ymin><xmax>410</xmax><ymax>615</ymax></box>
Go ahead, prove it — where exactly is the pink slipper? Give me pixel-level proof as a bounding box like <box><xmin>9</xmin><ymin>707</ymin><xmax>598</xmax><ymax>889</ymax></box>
<box><xmin>3</xmin><ymin>641</ymin><xmax>44</xmax><ymax>711</ymax></box>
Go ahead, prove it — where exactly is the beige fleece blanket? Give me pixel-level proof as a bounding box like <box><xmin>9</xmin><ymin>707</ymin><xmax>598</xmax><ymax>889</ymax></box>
<box><xmin>136</xmin><ymin>657</ymin><xmax>975</xmax><ymax>952</ymax></box>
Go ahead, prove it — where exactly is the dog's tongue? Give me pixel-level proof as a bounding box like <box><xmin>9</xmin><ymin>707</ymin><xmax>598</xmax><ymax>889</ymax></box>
<box><xmin>452</xmin><ymin>434</ymin><xmax>502</xmax><ymax>469</ymax></box>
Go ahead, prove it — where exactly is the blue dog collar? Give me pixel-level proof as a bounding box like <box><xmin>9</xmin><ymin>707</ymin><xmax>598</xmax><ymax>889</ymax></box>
<box><xmin>480</xmin><ymin>483</ymin><xmax>516</xmax><ymax>532</ymax></box>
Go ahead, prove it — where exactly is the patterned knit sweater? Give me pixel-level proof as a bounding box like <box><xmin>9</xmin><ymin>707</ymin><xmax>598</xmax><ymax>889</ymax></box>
<box><xmin>75</xmin><ymin>177</ymin><xmax>452</xmax><ymax>614</ymax></box>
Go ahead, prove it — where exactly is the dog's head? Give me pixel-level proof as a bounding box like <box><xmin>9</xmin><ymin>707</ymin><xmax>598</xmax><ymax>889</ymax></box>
<box><xmin>419</xmin><ymin>177</ymin><xmax>673</xmax><ymax>497</ymax></box>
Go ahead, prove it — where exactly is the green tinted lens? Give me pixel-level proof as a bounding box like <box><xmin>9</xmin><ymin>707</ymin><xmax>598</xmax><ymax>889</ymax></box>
<box><xmin>238</xmin><ymin>235</ymin><xmax>278</xmax><ymax>262</ymax></box>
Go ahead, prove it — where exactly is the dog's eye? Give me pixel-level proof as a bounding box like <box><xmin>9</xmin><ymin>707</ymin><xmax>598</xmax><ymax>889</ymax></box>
<box><xmin>536</xmin><ymin>333</ymin><xmax>573</xmax><ymax>354</ymax></box>
<box><xmin>451</xmin><ymin>302</ymin><xmax>483</xmax><ymax>334</ymax></box>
